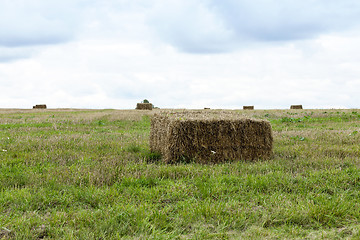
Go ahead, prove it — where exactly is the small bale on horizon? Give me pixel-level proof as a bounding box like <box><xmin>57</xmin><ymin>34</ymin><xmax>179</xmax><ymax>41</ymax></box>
<box><xmin>33</xmin><ymin>104</ymin><xmax>47</xmax><ymax>109</ymax></box>
<box><xmin>243</xmin><ymin>106</ymin><xmax>254</xmax><ymax>110</ymax></box>
<box><xmin>136</xmin><ymin>103</ymin><xmax>153</xmax><ymax>110</ymax></box>
<box><xmin>290</xmin><ymin>105</ymin><xmax>303</xmax><ymax>109</ymax></box>
<box><xmin>150</xmin><ymin>111</ymin><xmax>273</xmax><ymax>164</ymax></box>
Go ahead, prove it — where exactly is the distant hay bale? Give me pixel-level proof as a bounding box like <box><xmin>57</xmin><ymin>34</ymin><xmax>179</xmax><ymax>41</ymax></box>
<box><xmin>150</xmin><ymin>111</ymin><xmax>273</xmax><ymax>163</ymax></box>
<box><xmin>33</xmin><ymin>104</ymin><xmax>47</xmax><ymax>109</ymax></box>
<box><xmin>290</xmin><ymin>105</ymin><xmax>303</xmax><ymax>109</ymax></box>
<box><xmin>243</xmin><ymin>106</ymin><xmax>254</xmax><ymax>110</ymax></box>
<box><xmin>204</xmin><ymin>108</ymin><xmax>210</xmax><ymax>110</ymax></box>
<box><xmin>136</xmin><ymin>103</ymin><xmax>153</xmax><ymax>110</ymax></box>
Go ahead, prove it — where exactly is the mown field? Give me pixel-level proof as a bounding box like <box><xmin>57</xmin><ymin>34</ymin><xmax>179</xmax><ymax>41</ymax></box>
<box><xmin>1</xmin><ymin>108</ymin><xmax>360</xmax><ymax>239</ymax></box>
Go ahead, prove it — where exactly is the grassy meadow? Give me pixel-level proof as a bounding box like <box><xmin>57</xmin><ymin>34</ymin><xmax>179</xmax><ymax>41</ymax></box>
<box><xmin>1</xmin><ymin>108</ymin><xmax>360</xmax><ymax>239</ymax></box>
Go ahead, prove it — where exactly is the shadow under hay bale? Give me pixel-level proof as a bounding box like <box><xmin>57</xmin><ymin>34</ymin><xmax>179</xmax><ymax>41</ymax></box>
<box><xmin>243</xmin><ymin>106</ymin><xmax>254</xmax><ymax>110</ymax></box>
<box><xmin>150</xmin><ymin>111</ymin><xmax>273</xmax><ymax>163</ymax></box>
<box><xmin>136</xmin><ymin>103</ymin><xmax>153</xmax><ymax>110</ymax></box>
<box><xmin>33</xmin><ymin>104</ymin><xmax>47</xmax><ymax>109</ymax></box>
<box><xmin>290</xmin><ymin>105</ymin><xmax>303</xmax><ymax>109</ymax></box>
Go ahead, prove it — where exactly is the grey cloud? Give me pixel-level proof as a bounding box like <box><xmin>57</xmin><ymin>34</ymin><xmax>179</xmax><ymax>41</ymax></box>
<box><xmin>0</xmin><ymin>1</ymin><xmax>86</xmax><ymax>48</ymax></box>
<box><xmin>0</xmin><ymin>1</ymin><xmax>151</xmax><ymax>48</ymax></box>
<box><xmin>0</xmin><ymin>47</ymin><xmax>35</xmax><ymax>62</ymax></box>
<box><xmin>0</xmin><ymin>35</ymin><xmax>72</xmax><ymax>48</ymax></box>
<box><xmin>149</xmin><ymin>0</ymin><xmax>360</xmax><ymax>53</ymax></box>
<box><xmin>211</xmin><ymin>0</ymin><xmax>360</xmax><ymax>41</ymax></box>
<box><xmin>148</xmin><ymin>1</ymin><xmax>235</xmax><ymax>53</ymax></box>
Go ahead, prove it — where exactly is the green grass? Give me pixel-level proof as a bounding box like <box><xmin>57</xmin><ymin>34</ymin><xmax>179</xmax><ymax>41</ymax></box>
<box><xmin>1</xmin><ymin>108</ymin><xmax>360</xmax><ymax>239</ymax></box>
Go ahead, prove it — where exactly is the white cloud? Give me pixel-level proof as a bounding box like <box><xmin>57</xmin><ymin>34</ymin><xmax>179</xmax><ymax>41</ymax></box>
<box><xmin>0</xmin><ymin>0</ymin><xmax>360</xmax><ymax>109</ymax></box>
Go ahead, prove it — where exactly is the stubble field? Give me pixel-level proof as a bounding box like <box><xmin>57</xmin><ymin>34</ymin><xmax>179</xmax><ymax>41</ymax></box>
<box><xmin>1</xmin><ymin>108</ymin><xmax>360</xmax><ymax>239</ymax></box>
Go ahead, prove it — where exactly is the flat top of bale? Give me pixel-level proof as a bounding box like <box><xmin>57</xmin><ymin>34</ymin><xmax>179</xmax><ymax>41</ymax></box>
<box><xmin>154</xmin><ymin>110</ymin><xmax>266</xmax><ymax>122</ymax></box>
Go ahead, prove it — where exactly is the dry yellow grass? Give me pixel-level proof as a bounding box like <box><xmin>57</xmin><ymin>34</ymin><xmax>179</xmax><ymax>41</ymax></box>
<box><xmin>1</xmin><ymin>108</ymin><xmax>360</xmax><ymax>239</ymax></box>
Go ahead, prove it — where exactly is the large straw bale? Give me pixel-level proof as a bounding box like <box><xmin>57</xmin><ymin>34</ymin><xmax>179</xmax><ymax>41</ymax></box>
<box><xmin>290</xmin><ymin>105</ymin><xmax>303</xmax><ymax>109</ymax></box>
<box><xmin>243</xmin><ymin>106</ymin><xmax>254</xmax><ymax>110</ymax></box>
<box><xmin>150</xmin><ymin>111</ymin><xmax>273</xmax><ymax>163</ymax></box>
<box><xmin>33</xmin><ymin>104</ymin><xmax>47</xmax><ymax>109</ymax></box>
<box><xmin>136</xmin><ymin>103</ymin><xmax>153</xmax><ymax>110</ymax></box>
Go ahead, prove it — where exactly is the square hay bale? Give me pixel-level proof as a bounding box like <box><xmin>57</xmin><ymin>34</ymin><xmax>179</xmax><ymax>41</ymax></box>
<box><xmin>290</xmin><ymin>105</ymin><xmax>303</xmax><ymax>109</ymax></box>
<box><xmin>136</xmin><ymin>103</ymin><xmax>153</xmax><ymax>110</ymax></box>
<box><xmin>150</xmin><ymin>111</ymin><xmax>273</xmax><ymax>163</ymax></box>
<box><xmin>33</xmin><ymin>104</ymin><xmax>47</xmax><ymax>109</ymax></box>
<box><xmin>243</xmin><ymin>106</ymin><xmax>254</xmax><ymax>110</ymax></box>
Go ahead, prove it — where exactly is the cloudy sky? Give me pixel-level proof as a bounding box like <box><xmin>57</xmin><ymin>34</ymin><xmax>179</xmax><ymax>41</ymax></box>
<box><xmin>1</xmin><ymin>0</ymin><xmax>360</xmax><ymax>109</ymax></box>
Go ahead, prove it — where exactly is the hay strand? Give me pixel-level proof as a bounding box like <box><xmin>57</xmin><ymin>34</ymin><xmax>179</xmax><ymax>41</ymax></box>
<box><xmin>33</xmin><ymin>104</ymin><xmax>47</xmax><ymax>109</ymax></box>
<box><xmin>150</xmin><ymin>111</ymin><xmax>273</xmax><ymax>163</ymax></box>
<box><xmin>136</xmin><ymin>103</ymin><xmax>153</xmax><ymax>110</ymax></box>
<box><xmin>290</xmin><ymin>105</ymin><xmax>303</xmax><ymax>109</ymax></box>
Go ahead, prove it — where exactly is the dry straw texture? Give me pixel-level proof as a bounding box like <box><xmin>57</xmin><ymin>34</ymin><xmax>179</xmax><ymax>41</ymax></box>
<box><xmin>136</xmin><ymin>103</ymin><xmax>153</xmax><ymax>110</ymax></box>
<box><xmin>150</xmin><ymin>111</ymin><xmax>273</xmax><ymax>163</ymax></box>
<box><xmin>33</xmin><ymin>104</ymin><xmax>47</xmax><ymax>109</ymax></box>
<box><xmin>243</xmin><ymin>106</ymin><xmax>254</xmax><ymax>110</ymax></box>
<box><xmin>290</xmin><ymin>105</ymin><xmax>303</xmax><ymax>109</ymax></box>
